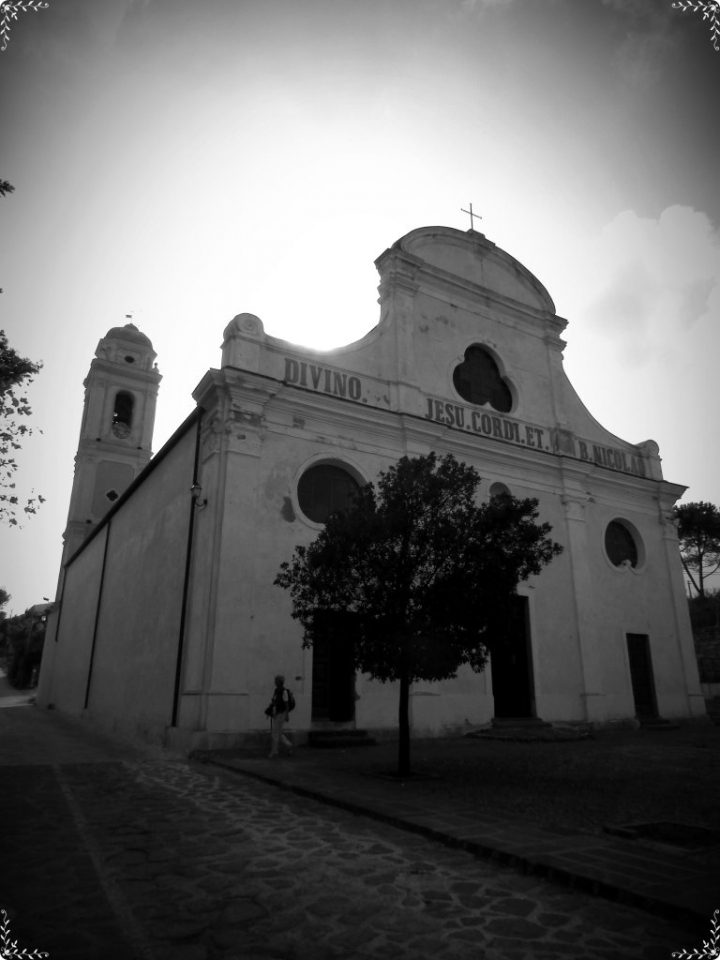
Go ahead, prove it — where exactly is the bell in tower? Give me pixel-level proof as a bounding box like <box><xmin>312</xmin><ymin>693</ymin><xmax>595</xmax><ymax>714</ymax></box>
<box><xmin>61</xmin><ymin>322</ymin><xmax>162</xmax><ymax>562</ymax></box>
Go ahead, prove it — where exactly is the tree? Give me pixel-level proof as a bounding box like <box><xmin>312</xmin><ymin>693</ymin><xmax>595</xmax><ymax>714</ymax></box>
<box><xmin>0</xmin><ymin>178</ymin><xmax>13</xmax><ymax>293</ymax></box>
<box><xmin>674</xmin><ymin>501</ymin><xmax>720</xmax><ymax>598</ymax></box>
<box><xmin>1</xmin><ymin>606</ymin><xmax>48</xmax><ymax>688</ymax></box>
<box><xmin>0</xmin><ymin>588</ymin><xmax>8</xmax><ymax>633</ymax></box>
<box><xmin>0</xmin><ymin>179</ymin><xmax>45</xmax><ymax>524</ymax></box>
<box><xmin>687</xmin><ymin>587</ymin><xmax>720</xmax><ymax>633</ymax></box>
<box><xmin>0</xmin><ymin>330</ymin><xmax>45</xmax><ymax>525</ymax></box>
<box><xmin>275</xmin><ymin>452</ymin><xmax>563</xmax><ymax>775</ymax></box>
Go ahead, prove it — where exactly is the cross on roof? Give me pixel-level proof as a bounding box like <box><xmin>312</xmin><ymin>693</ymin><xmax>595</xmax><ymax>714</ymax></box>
<box><xmin>461</xmin><ymin>203</ymin><xmax>482</xmax><ymax>232</ymax></box>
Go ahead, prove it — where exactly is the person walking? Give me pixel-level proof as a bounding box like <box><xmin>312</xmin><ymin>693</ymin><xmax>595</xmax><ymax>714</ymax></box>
<box><xmin>266</xmin><ymin>674</ymin><xmax>294</xmax><ymax>758</ymax></box>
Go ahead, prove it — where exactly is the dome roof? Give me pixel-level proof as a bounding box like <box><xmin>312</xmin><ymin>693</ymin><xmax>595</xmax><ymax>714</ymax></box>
<box><xmin>103</xmin><ymin>323</ymin><xmax>153</xmax><ymax>348</ymax></box>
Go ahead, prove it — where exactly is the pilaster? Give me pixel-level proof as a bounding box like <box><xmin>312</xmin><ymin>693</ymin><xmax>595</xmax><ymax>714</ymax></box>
<box><xmin>656</xmin><ymin>490</ymin><xmax>706</xmax><ymax>716</ymax></box>
<box><xmin>560</xmin><ymin>488</ymin><xmax>608</xmax><ymax>721</ymax></box>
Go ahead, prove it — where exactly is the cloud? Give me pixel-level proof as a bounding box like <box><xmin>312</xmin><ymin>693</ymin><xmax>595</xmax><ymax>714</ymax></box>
<box><xmin>601</xmin><ymin>0</ymin><xmax>657</xmax><ymax>14</ymax></box>
<box><xmin>615</xmin><ymin>29</ymin><xmax>674</xmax><ymax>88</ymax></box>
<box><xmin>580</xmin><ymin>206</ymin><xmax>720</xmax><ymax>366</ymax></box>
<box><xmin>600</xmin><ymin>0</ymin><xmax>676</xmax><ymax>88</ymax></box>
<box><xmin>457</xmin><ymin>0</ymin><xmax>515</xmax><ymax>12</ymax></box>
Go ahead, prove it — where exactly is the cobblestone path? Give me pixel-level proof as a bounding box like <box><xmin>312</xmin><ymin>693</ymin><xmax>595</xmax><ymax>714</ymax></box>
<box><xmin>1</xmin><ymin>756</ymin><xmax>700</xmax><ymax>960</ymax></box>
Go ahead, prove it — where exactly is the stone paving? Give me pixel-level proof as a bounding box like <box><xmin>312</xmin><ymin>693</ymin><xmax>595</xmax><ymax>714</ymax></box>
<box><xmin>0</xmin><ymin>706</ymin><xmax>712</xmax><ymax>960</ymax></box>
<box><xmin>201</xmin><ymin>742</ymin><xmax>720</xmax><ymax>929</ymax></box>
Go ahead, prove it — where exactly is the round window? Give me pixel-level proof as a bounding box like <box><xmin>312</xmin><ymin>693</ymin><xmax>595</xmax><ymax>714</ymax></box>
<box><xmin>297</xmin><ymin>464</ymin><xmax>360</xmax><ymax>524</ymax></box>
<box><xmin>605</xmin><ymin>520</ymin><xmax>639</xmax><ymax>568</ymax></box>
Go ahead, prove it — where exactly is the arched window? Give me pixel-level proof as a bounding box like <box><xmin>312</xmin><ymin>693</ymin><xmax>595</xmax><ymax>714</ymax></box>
<box><xmin>489</xmin><ymin>482</ymin><xmax>511</xmax><ymax>499</ymax></box>
<box><xmin>605</xmin><ymin>520</ymin><xmax>639</xmax><ymax>568</ymax></box>
<box><xmin>297</xmin><ymin>464</ymin><xmax>360</xmax><ymax>524</ymax></box>
<box><xmin>111</xmin><ymin>391</ymin><xmax>134</xmax><ymax>439</ymax></box>
<box><xmin>453</xmin><ymin>345</ymin><xmax>513</xmax><ymax>412</ymax></box>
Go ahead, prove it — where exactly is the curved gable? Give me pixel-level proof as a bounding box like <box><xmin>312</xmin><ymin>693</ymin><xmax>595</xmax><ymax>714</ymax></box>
<box><xmin>397</xmin><ymin>226</ymin><xmax>555</xmax><ymax>314</ymax></box>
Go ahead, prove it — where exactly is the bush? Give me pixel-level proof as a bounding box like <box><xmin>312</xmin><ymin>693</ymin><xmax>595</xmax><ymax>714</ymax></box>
<box><xmin>1</xmin><ymin>611</ymin><xmax>46</xmax><ymax>688</ymax></box>
<box><xmin>689</xmin><ymin>589</ymin><xmax>720</xmax><ymax>632</ymax></box>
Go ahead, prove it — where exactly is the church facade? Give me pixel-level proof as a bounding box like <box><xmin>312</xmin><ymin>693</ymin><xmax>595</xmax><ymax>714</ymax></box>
<box><xmin>38</xmin><ymin>226</ymin><xmax>705</xmax><ymax>752</ymax></box>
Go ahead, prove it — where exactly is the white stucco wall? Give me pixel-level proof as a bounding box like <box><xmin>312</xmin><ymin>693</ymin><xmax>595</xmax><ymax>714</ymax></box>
<box><xmin>38</xmin><ymin>526</ymin><xmax>109</xmax><ymax>714</ymax></box>
<box><xmin>39</xmin><ymin>417</ymin><xmax>198</xmax><ymax>745</ymax></box>
<box><xmin>85</xmin><ymin>423</ymin><xmax>196</xmax><ymax>739</ymax></box>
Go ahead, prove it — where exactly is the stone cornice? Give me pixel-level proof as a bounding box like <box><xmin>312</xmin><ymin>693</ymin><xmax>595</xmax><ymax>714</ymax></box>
<box><xmin>376</xmin><ymin>262</ymin><xmax>567</xmax><ymax>350</ymax></box>
<box><xmin>412</xmin><ymin>264</ymin><xmax>561</xmax><ymax>335</ymax></box>
<box><xmin>84</xmin><ymin>358</ymin><xmax>162</xmax><ymax>387</ymax></box>
<box><xmin>265</xmin><ymin>381</ymin><xmax>664</xmax><ymax>494</ymax></box>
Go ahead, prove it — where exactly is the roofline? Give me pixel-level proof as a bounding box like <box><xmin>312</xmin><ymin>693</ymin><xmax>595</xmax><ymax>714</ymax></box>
<box><xmin>64</xmin><ymin>406</ymin><xmax>203</xmax><ymax>567</ymax></box>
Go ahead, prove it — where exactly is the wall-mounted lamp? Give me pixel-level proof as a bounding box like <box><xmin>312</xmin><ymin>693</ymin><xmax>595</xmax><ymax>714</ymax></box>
<box><xmin>190</xmin><ymin>482</ymin><xmax>208</xmax><ymax>509</ymax></box>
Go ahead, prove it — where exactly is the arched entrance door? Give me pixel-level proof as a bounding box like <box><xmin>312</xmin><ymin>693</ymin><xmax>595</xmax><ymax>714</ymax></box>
<box><xmin>311</xmin><ymin>611</ymin><xmax>356</xmax><ymax>722</ymax></box>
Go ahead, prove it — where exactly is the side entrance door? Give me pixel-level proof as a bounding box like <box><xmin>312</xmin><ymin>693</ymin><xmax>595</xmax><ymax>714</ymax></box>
<box><xmin>311</xmin><ymin>611</ymin><xmax>356</xmax><ymax>722</ymax></box>
<box><xmin>626</xmin><ymin>633</ymin><xmax>659</xmax><ymax>719</ymax></box>
<box><xmin>490</xmin><ymin>596</ymin><xmax>535</xmax><ymax>718</ymax></box>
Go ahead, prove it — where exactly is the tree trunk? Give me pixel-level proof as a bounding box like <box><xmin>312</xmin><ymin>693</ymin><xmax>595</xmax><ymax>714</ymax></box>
<box><xmin>681</xmin><ymin>557</ymin><xmax>701</xmax><ymax>598</ymax></box>
<box><xmin>397</xmin><ymin>667</ymin><xmax>411</xmax><ymax>776</ymax></box>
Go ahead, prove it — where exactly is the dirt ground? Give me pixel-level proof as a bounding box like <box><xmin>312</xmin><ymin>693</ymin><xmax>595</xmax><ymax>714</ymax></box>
<box><xmin>289</xmin><ymin>719</ymin><xmax>720</xmax><ymax>837</ymax></box>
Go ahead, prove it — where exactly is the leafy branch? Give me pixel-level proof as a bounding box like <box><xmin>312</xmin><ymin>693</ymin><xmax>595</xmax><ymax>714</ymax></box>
<box><xmin>672</xmin><ymin>1</ymin><xmax>720</xmax><ymax>51</ymax></box>
<box><xmin>0</xmin><ymin>331</ymin><xmax>45</xmax><ymax>527</ymax></box>
<box><xmin>0</xmin><ymin>909</ymin><xmax>49</xmax><ymax>959</ymax></box>
<box><xmin>671</xmin><ymin>908</ymin><xmax>720</xmax><ymax>958</ymax></box>
<box><xmin>0</xmin><ymin>1</ymin><xmax>50</xmax><ymax>53</ymax></box>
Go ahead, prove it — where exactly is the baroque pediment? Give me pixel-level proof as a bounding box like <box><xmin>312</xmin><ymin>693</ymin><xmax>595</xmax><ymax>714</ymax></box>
<box><xmin>379</xmin><ymin>226</ymin><xmax>556</xmax><ymax>315</ymax></box>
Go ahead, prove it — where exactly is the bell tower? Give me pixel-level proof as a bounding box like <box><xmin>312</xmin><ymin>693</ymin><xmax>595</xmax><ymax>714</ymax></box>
<box><xmin>62</xmin><ymin>322</ymin><xmax>162</xmax><ymax>561</ymax></box>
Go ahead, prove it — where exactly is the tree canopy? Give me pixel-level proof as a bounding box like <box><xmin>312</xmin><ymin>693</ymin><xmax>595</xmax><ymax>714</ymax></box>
<box><xmin>1</xmin><ymin>180</ymin><xmax>45</xmax><ymax>525</ymax></box>
<box><xmin>0</xmin><ymin>330</ymin><xmax>45</xmax><ymax>526</ymax></box>
<box><xmin>674</xmin><ymin>501</ymin><xmax>720</xmax><ymax>598</ymax></box>
<box><xmin>275</xmin><ymin>452</ymin><xmax>563</xmax><ymax>773</ymax></box>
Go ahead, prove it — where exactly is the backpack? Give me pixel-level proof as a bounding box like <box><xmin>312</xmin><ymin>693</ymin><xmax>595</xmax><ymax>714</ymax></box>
<box><xmin>265</xmin><ymin>687</ymin><xmax>295</xmax><ymax>718</ymax></box>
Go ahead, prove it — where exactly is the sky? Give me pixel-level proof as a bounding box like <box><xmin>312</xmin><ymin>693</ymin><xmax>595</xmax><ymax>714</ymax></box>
<box><xmin>1</xmin><ymin>0</ymin><xmax>718</xmax><ymax>615</ymax></box>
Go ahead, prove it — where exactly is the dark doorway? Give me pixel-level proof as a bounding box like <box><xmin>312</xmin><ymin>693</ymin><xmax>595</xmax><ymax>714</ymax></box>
<box><xmin>626</xmin><ymin>634</ymin><xmax>658</xmax><ymax>719</ymax></box>
<box><xmin>311</xmin><ymin>612</ymin><xmax>356</xmax><ymax>722</ymax></box>
<box><xmin>490</xmin><ymin>596</ymin><xmax>535</xmax><ymax>718</ymax></box>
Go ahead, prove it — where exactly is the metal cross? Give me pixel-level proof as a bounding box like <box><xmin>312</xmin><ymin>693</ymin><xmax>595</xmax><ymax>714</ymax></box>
<box><xmin>461</xmin><ymin>203</ymin><xmax>482</xmax><ymax>232</ymax></box>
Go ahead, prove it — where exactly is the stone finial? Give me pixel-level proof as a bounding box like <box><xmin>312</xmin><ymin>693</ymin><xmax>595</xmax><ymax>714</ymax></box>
<box><xmin>637</xmin><ymin>440</ymin><xmax>662</xmax><ymax>481</ymax></box>
<box><xmin>223</xmin><ymin>313</ymin><xmax>264</xmax><ymax>341</ymax></box>
<box><xmin>221</xmin><ymin>314</ymin><xmax>264</xmax><ymax>371</ymax></box>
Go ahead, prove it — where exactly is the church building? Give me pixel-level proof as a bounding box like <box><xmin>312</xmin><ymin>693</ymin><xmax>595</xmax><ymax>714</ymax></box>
<box><xmin>37</xmin><ymin>226</ymin><xmax>705</xmax><ymax>752</ymax></box>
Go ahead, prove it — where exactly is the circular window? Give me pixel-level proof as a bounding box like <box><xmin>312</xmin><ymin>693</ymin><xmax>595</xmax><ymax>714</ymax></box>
<box><xmin>297</xmin><ymin>464</ymin><xmax>360</xmax><ymax>524</ymax></box>
<box><xmin>605</xmin><ymin>520</ymin><xmax>639</xmax><ymax>568</ymax></box>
